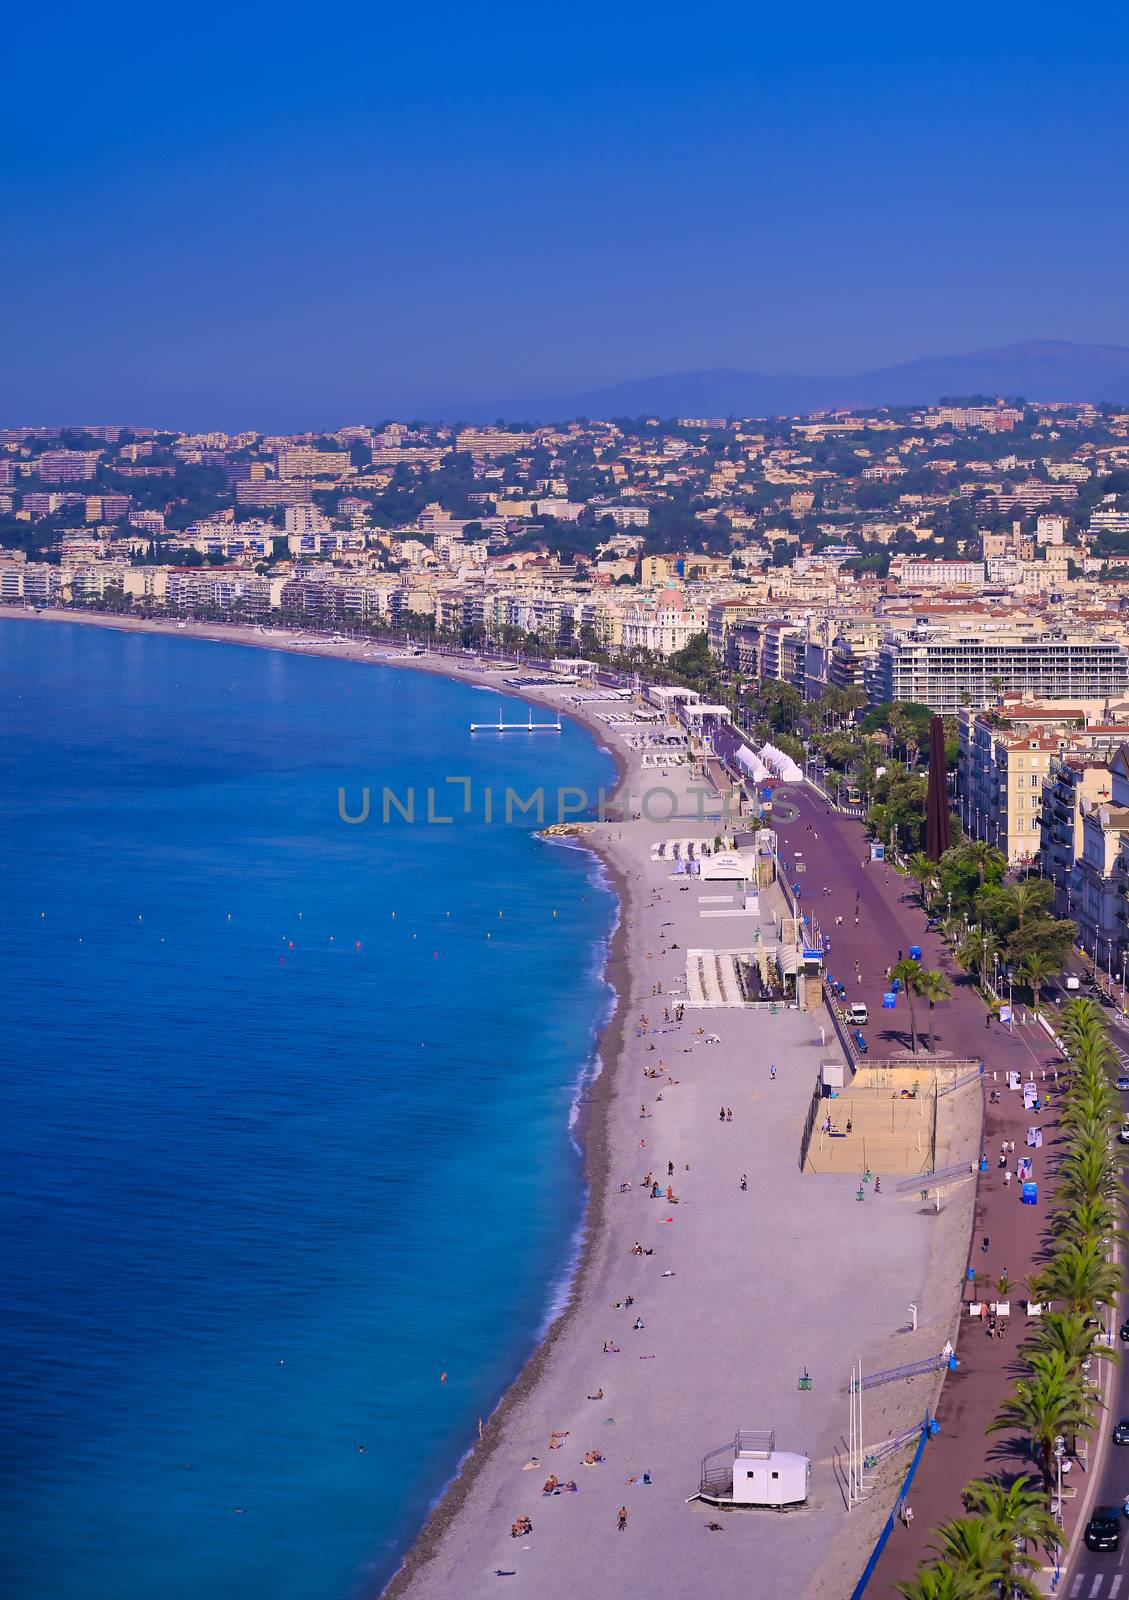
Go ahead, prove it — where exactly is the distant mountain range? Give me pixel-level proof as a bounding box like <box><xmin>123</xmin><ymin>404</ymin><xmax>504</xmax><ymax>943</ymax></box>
<box><xmin>473</xmin><ymin>340</ymin><xmax>1129</xmax><ymax>423</ymax></box>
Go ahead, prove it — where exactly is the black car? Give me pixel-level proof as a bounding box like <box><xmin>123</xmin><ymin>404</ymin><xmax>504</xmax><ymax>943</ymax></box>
<box><xmin>1085</xmin><ymin>1507</ymin><xmax>1122</xmax><ymax>1551</ymax></box>
<box><xmin>1114</xmin><ymin>1418</ymin><xmax>1129</xmax><ymax>1445</ymax></box>
<box><xmin>1120</xmin><ymin>1318</ymin><xmax>1129</xmax><ymax>1343</ymax></box>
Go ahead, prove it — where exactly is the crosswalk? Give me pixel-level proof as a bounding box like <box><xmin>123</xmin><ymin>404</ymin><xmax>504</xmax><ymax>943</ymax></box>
<box><xmin>1071</xmin><ymin>1569</ymin><xmax>1126</xmax><ymax>1596</ymax></box>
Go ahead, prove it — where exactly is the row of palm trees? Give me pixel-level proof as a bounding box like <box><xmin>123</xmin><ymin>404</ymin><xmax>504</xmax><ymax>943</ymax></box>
<box><xmin>896</xmin><ymin>997</ymin><xmax>1125</xmax><ymax>1599</ymax></box>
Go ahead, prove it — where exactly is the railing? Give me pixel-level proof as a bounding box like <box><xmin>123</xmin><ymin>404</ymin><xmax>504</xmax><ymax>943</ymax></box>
<box><xmin>850</xmin><ymin>1421</ymin><xmax>932</xmax><ymax>1600</ymax></box>
<box><xmin>857</xmin><ymin>1353</ymin><xmax>951</xmax><ymax>1392</ymax></box>
<box><xmin>798</xmin><ymin>1082</ymin><xmax>823</xmax><ymax>1171</ymax></box>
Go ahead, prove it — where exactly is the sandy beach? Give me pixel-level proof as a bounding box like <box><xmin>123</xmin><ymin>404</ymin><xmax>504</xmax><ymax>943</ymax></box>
<box><xmin>5</xmin><ymin>610</ymin><xmax>981</xmax><ymax>1599</ymax></box>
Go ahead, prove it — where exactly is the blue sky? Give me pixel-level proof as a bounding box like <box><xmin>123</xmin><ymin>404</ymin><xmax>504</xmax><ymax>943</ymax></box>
<box><xmin>4</xmin><ymin>1</ymin><xmax>1129</xmax><ymax>429</ymax></box>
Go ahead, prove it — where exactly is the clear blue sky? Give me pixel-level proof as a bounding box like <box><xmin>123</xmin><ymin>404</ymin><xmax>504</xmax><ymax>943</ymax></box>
<box><xmin>5</xmin><ymin>1</ymin><xmax>1129</xmax><ymax>429</ymax></box>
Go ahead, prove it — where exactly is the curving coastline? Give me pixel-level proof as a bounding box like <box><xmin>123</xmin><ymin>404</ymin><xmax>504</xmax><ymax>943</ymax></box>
<box><xmin>1</xmin><ymin>609</ymin><xmax>639</xmax><ymax>1594</ymax></box>
<box><xmin>5</xmin><ymin>609</ymin><xmax>979</xmax><ymax>1600</ymax></box>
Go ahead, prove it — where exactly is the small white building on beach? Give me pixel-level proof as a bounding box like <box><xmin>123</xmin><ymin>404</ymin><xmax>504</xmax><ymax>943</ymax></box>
<box><xmin>694</xmin><ymin>1428</ymin><xmax>810</xmax><ymax>1509</ymax></box>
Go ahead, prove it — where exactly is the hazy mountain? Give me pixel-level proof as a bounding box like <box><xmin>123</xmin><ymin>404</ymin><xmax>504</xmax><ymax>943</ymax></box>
<box><xmin>475</xmin><ymin>340</ymin><xmax>1129</xmax><ymax>423</ymax></box>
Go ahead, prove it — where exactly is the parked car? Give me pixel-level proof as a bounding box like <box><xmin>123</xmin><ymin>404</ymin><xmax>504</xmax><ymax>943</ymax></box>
<box><xmin>1119</xmin><ymin>1125</ymin><xmax>1129</xmax><ymax>1146</ymax></box>
<box><xmin>1113</xmin><ymin>1418</ymin><xmax>1129</xmax><ymax>1445</ymax></box>
<box><xmin>1086</xmin><ymin>1508</ymin><xmax>1122</xmax><ymax>1551</ymax></box>
<box><xmin>1117</xmin><ymin>1076</ymin><xmax>1129</xmax><ymax>1092</ymax></box>
<box><xmin>1119</xmin><ymin>1317</ymin><xmax>1129</xmax><ymax>1342</ymax></box>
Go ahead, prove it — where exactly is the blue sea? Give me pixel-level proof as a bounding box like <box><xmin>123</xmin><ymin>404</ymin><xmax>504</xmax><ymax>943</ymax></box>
<box><xmin>0</xmin><ymin>620</ymin><xmax>617</xmax><ymax>1600</ymax></box>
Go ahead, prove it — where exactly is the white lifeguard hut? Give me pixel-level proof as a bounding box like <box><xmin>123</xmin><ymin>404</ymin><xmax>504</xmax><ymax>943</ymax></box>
<box><xmin>690</xmin><ymin>1429</ymin><xmax>810</xmax><ymax>1510</ymax></box>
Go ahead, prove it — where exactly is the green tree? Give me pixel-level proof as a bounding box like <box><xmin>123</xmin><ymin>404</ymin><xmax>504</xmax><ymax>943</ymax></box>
<box><xmin>960</xmin><ymin>1476</ymin><xmax>1058</xmax><ymax>1590</ymax></box>
<box><xmin>931</xmin><ymin>1514</ymin><xmax>1040</xmax><ymax>1600</ymax></box>
<box><xmin>956</xmin><ymin>925</ymin><xmax>1000</xmax><ymax>984</ymax></box>
<box><xmin>890</xmin><ymin>958</ymin><xmax>923</xmax><ymax>1053</ymax></box>
<box><xmin>907</xmin><ymin>851</ymin><xmax>938</xmax><ymax>909</ymax></box>
<box><xmin>989</xmin><ymin>1349</ymin><xmax>1098</xmax><ymax>1484</ymax></box>
<box><xmin>1032</xmin><ymin>1239</ymin><xmax>1121</xmax><ymax>1315</ymax></box>
<box><xmin>915</xmin><ymin>967</ymin><xmax>953</xmax><ymax>1053</ymax></box>
<box><xmin>894</xmin><ymin>1562</ymin><xmax>981</xmax><ymax>1600</ymax></box>
<box><xmin>1018</xmin><ymin>951</ymin><xmax>1058</xmax><ymax>1017</ymax></box>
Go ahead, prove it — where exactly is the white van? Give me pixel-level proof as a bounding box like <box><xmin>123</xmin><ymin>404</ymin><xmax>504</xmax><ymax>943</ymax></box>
<box><xmin>1064</xmin><ymin>976</ymin><xmax>1081</xmax><ymax>992</ymax></box>
<box><xmin>846</xmin><ymin>1002</ymin><xmax>869</xmax><ymax>1027</ymax></box>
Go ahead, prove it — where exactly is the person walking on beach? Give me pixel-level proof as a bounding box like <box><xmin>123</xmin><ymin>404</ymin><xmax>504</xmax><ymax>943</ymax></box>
<box><xmin>618</xmin><ymin>1506</ymin><xmax>628</xmax><ymax>1532</ymax></box>
<box><xmin>740</xmin><ymin>1173</ymin><xmax>748</xmax><ymax>1191</ymax></box>
<box><xmin>769</xmin><ymin>1064</ymin><xmax>776</xmax><ymax>1081</ymax></box>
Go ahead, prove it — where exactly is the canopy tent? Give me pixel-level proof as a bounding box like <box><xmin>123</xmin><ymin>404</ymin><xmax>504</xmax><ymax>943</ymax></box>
<box><xmin>734</xmin><ymin>745</ymin><xmax>770</xmax><ymax>783</ymax></box>
<box><xmin>759</xmin><ymin>742</ymin><xmax>803</xmax><ymax>783</ymax></box>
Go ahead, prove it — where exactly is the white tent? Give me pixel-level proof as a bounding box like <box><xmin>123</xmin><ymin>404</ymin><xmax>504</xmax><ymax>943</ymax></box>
<box><xmin>759</xmin><ymin>742</ymin><xmax>803</xmax><ymax>782</ymax></box>
<box><xmin>734</xmin><ymin>745</ymin><xmax>769</xmax><ymax>783</ymax></box>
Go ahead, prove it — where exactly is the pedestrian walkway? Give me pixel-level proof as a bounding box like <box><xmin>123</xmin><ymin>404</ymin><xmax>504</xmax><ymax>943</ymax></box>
<box><xmin>774</xmin><ymin>790</ymin><xmax>1076</xmax><ymax>1594</ymax></box>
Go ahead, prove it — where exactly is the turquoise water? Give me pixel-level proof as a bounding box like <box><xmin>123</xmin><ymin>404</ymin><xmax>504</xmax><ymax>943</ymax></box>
<box><xmin>0</xmin><ymin>620</ymin><xmax>617</xmax><ymax>1600</ymax></box>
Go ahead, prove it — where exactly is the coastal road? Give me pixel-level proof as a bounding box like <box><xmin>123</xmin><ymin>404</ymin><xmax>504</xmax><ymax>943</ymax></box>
<box><xmin>772</xmin><ymin>785</ymin><xmax>1076</xmax><ymax>1594</ymax></box>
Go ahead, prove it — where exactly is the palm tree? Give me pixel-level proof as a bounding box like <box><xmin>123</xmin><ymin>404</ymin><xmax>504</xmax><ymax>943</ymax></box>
<box><xmin>930</xmin><ymin>1514</ymin><xmax>1042</xmax><ymax>1597</ymax></box>
<box><xmin>989</xmin><ymin>1349</ymin><xmax>1099</xmax><ymax>1484</ymax></box>
<box><xmin>1004</xmin><ymin>880</ymin><xmax>1043</xmax><ymax>931</ymax></box>
<box><xmin>891</xmin><ymin>957</ymin><xmax>923</xmax><ymax>1053</ymax></box>
<box><xmin>963</xmin><ymin>838</ymin><xmax>1006</xmax><ymax>887</ymax></box>
<box><xmin>957</xmin><ymin>925</ymin><xmax>1000</xmax><ymax>984</ymax></box>
<box><xmin>1018</xmin><ymin>951</ymin><xmax>1058</xmax><ymax>1018</ymax></box>
<box><xmin>1033</xmin><ymin>1238</ymin><xmax>1121</xmax><ymax>1313</ymax></box>
<box><xmin>1054</xmin><ymin>1194</ymin><xmax>1123</xmax><ymax>1253</ymax></box>
<box><xmin>1059</xmin><ymin>997</ymin><xmax>1109</xmax><ymax>1053</ymax></box>
<box><xmin>916</xmin><ymin>967</ymin><xmax>953</xmax><ymax>1052</ymax></box>
<box><xmin>1030</xmin><ymin>1310</ymin><xmax>1121</xmax><ymax>1372</ymax></box>
<box><xmin>907</xmin><ymin>850</ymin><xmax>937</xmax><ymax>909</ymax></box>
<box><xmin>1058</xmin><ymin>1142</ymin><xmax>1125</xmax><ymax>1210</ymax></box>
<box><xmin>894</xmin><ymin>1561</ymin><xmax>981</xmax><ymax>1600</ymax></box>
<box><xmin>960</xmin><ymin>1475</ymin><xmax>1059</xmax><ymax>1586</ymax></box>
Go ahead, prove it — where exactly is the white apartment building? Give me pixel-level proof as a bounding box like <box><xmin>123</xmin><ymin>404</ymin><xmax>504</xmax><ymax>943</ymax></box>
<box><xmin>873</xmin><ymin>626</ymin><xmax>1129</xmax><ymax>714</ymax></box>
<box><xmin>620</xmin><ymin>587</ymin><xmax>706</xmax><ymax>657</ymax></box>
<box><xmin>898</xmin><ymin>559</ymin><xmax>985</xmax><ymax>589</ymax></box>
<box><xmin>285</xmin><ymin>503</ymin><xmax>330</xmax><ymax>535</ymax></box>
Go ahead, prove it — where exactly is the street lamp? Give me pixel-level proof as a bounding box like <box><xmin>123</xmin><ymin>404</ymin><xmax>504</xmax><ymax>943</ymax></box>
<box><xmin>1052</xmin><ymin>1434</ymin><xmax>1066</xmax><ymax>1583</ymax></box>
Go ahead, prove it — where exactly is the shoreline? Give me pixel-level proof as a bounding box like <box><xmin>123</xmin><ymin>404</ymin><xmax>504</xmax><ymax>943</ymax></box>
<box><xmin>1</xmin><ymin>607</ymin><xmax>640</xmax><ymax>1595</ymax></box>
<box><xmin>6</xmin><ymin>608</ymin><xmax>979</xmax><ymax>1600</ymax></box>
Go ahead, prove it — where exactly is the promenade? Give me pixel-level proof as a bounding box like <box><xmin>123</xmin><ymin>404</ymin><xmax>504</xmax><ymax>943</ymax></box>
<box><xmin>775</xmin><ymin>788</ymin><xmax>1072</xmax><ymax>1597</ymax></box>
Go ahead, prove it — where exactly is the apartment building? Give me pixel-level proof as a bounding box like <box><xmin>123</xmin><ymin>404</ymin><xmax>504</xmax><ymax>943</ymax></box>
<box><xmin>37</xmin><ymin>449</ymin><xmax>102</xmax><ymax>483</ymax></box>
<box><xmin>897</xmin><ymin>559</ymin><xmax>985</xmax><ymax>590</ymax></box>
<box><xmin>276</xmin><ymin>448</ymin><xmax>350</xmax><ymax>479</ymax></box>
<box><xmin>1040</xmin><ymin>754</ymin><xmax>1115</xmax><ymax>916</ymax></box>
<box><xmin>959</xmin><ymin>713</ymin><xmax>1060</xmax><ymax>862</ymax></box>
<box><xmin>284</xmin><ymin>503</ymin><xmax>329</xmax><ymax>535</ymax></box>
<box><xmin>454</xmin><ymin>428</ymin><xmax>534</xmax><ymax>458</ymax></box>
<box><xmin>872</xmin><ymin>626</ymin><xmax>1129</xmax><ymax>714</ymax></box>
<box><xmin>620</xmin><ymin>588</ymin><xmax>705</xmax><ymax>657</ymax></box>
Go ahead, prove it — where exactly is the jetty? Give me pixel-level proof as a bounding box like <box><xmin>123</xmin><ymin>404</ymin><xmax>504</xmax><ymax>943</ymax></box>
<box><xmin>469</xmin><ymin>707</ymin><xmax>562</xmax><ymax>733</ymax></box>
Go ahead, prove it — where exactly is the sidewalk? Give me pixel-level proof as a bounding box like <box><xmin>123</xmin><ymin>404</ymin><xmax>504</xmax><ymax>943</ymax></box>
<box><xmin>774</xmin><ymin>793</ymin><xmax>1079</xmax><ymax>1595</ymax></box>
